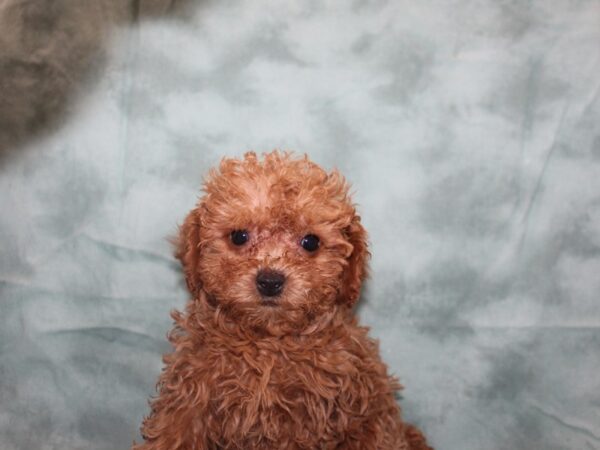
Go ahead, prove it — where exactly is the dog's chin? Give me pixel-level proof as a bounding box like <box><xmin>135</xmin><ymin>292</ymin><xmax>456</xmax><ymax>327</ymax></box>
<box><xmin>206</xmin><ymin>293</ymin><xmax>316</xmax><ymax>334</ymax></box>
<box><xmin>201</xmin><ymin>288</ymin><xmax>339</xmax><ymax>336</ymax></box>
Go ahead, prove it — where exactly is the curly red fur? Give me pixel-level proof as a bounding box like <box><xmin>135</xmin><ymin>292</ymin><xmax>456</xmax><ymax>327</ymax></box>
<box><xmin>134</xmin><ymin>151</ymin><xmax>432</xmax><ymax>450</ymax></box>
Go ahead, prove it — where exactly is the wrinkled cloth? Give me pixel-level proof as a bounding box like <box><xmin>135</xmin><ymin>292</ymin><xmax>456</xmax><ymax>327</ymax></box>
<box><xmin>1</xmin><ymin>1</ymin><xmax>599</xmax><ymax>449</ymax></box>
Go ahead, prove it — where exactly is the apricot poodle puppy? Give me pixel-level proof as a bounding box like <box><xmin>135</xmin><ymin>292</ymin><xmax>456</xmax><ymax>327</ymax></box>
<box><xmin>134</xmin><ymin>152</ymin><xmax>431</xmax><ymax>450</ymax></box>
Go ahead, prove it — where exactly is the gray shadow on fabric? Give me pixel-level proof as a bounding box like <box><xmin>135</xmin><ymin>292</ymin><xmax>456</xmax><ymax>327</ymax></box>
<box><xmin>0</xmin><ymin>0</ymin><xmax>195</xmax><ymax>164</ymax></box>
<box><xmin>0</xmin><ymin>326</ymin><xmax>170</xmax><ymax>449</ymax></box>
<box><xmin>469</xmin><ymin>329</ymin><xmax>600</xmax><ymax>449</ymax></box>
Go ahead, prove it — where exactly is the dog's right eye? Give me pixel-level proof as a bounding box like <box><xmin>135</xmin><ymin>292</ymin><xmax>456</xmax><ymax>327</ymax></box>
<box><xmin>230</xmin><ymin>230</ymin><xmax>249</xmax><ymax>246</ymax></box>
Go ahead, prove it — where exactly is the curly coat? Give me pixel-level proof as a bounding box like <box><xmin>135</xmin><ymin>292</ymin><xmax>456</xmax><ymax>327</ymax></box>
<box><xmin>133</xmin><ymin>152</ymin><xmax>431</xmax><ymax>449</ymax></box>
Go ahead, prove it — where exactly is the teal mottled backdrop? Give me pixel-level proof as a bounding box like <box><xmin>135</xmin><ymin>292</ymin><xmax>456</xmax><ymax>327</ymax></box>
<box><xmin>1</xmin><ymin>1</ymin><xmax>599</xmax><ymax>449</ymax></box>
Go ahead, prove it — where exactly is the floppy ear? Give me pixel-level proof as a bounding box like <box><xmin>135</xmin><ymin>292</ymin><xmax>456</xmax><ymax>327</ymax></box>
<box><xmin>174</xmin><ymin>208</ymin><xmax>203</xmax><ymax>296</ymax></box>
<box><xmin>337</xmin><ymin>214</ymin><xmax>370</xmax><ymax>307</ymax></box>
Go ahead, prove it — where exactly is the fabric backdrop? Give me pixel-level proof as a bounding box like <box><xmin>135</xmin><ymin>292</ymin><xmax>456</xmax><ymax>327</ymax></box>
<box><xmin>1</xmin><ymin>1</ymin><xmax>599</xmax><ymax>449</ymax></box>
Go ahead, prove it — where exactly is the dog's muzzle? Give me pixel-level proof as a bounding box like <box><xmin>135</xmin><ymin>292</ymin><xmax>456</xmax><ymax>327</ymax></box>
<box><xmin>256</xmin><ymin>269</ymin><xmax>285</xmax><ymax>297</ymax></box>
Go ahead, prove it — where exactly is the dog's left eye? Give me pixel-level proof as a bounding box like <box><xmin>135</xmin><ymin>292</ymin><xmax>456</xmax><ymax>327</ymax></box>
<box><xmin>300</xmin><ymin>234</ymin><xmax>320</xmax><ymax>252</ymax></box>
<box><xmin>231</xmin><ymin>230</ymin><xmax>249</xmax><ymax>246</ymax></box>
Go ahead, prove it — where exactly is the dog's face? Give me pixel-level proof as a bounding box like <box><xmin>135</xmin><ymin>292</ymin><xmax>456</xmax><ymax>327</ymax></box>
<box><xmin>177</xmin><ymin>152</ymin><xmax>368</xmax><ymax>334</ymax></box>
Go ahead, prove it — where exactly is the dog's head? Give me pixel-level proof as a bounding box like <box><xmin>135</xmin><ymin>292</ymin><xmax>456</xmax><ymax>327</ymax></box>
<box><xmin>176</xmin><ymin>151</ymin><xmax>368</xmax><ymax>334</ymax></box>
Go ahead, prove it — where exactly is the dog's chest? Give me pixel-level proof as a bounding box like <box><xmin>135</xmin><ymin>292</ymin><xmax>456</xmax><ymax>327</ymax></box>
<box><xmin>202</xmin><ymin>339</ymin><xmax>379</xmax><ymax>446</ymax></box>
<box><xmin>211</xmin><ymin>343</ymin><xmax>358</xmax><ymax>407</ymax></box>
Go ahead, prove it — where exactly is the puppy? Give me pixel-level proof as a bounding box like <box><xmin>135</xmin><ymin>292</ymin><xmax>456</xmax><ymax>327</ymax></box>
<box><xmin>134</xmin><ymin>151</ymin><xmax>431</xmax><ymax>450</ymax></box>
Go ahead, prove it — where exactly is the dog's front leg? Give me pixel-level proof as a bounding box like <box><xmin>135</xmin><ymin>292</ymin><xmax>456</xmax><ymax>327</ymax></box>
<box><xmin>132</xmin><ymin>389</ymin><xmax>208</xmax><ymax>450</ymax></box>
<box><xmin>132</xmin><ymin>355</ymin><xmax>212</xmax><ymax>450</ymax></box>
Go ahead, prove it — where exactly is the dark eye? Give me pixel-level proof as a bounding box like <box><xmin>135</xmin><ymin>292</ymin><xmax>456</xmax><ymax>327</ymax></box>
<box><xmin>230</xmin><ymin>230</ymin><xmax>249</xmax><ymax>246</ymax></box>
<box><xmin>300</xmin><ymin>234</ymin><xmax>320</xmax><ymax>252</ymax></box>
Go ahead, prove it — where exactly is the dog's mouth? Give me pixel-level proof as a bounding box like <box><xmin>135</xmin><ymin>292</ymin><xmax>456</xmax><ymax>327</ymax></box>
<box><xmin>259</xmin><ymin>297</ymin><xmax>280</xmax><ymax>308</ymax></box>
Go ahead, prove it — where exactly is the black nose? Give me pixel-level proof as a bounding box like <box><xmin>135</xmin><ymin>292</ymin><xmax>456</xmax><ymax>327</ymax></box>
<box><xmin>256</xmin><ymin>270</ymin><xmax>285</xmax><ymax>297</ymax></box>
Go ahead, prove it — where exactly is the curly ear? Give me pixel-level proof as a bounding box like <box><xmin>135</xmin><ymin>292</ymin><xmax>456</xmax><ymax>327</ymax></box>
<box><xmin>174</xmin><ymin>208</ymin><xmax>203</xmax><ymax>296</ymax></box>
<box><xmin>337</xmin><ymin>214</ymin><xmax>369</xmax><ymax>307</ymax></box>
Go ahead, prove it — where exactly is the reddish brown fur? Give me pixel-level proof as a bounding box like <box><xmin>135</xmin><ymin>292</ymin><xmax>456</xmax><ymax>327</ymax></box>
<box><xmin>134</xmin><ymin>151</ymin><xmax>431</xmax><ymax>449</ymax></box>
